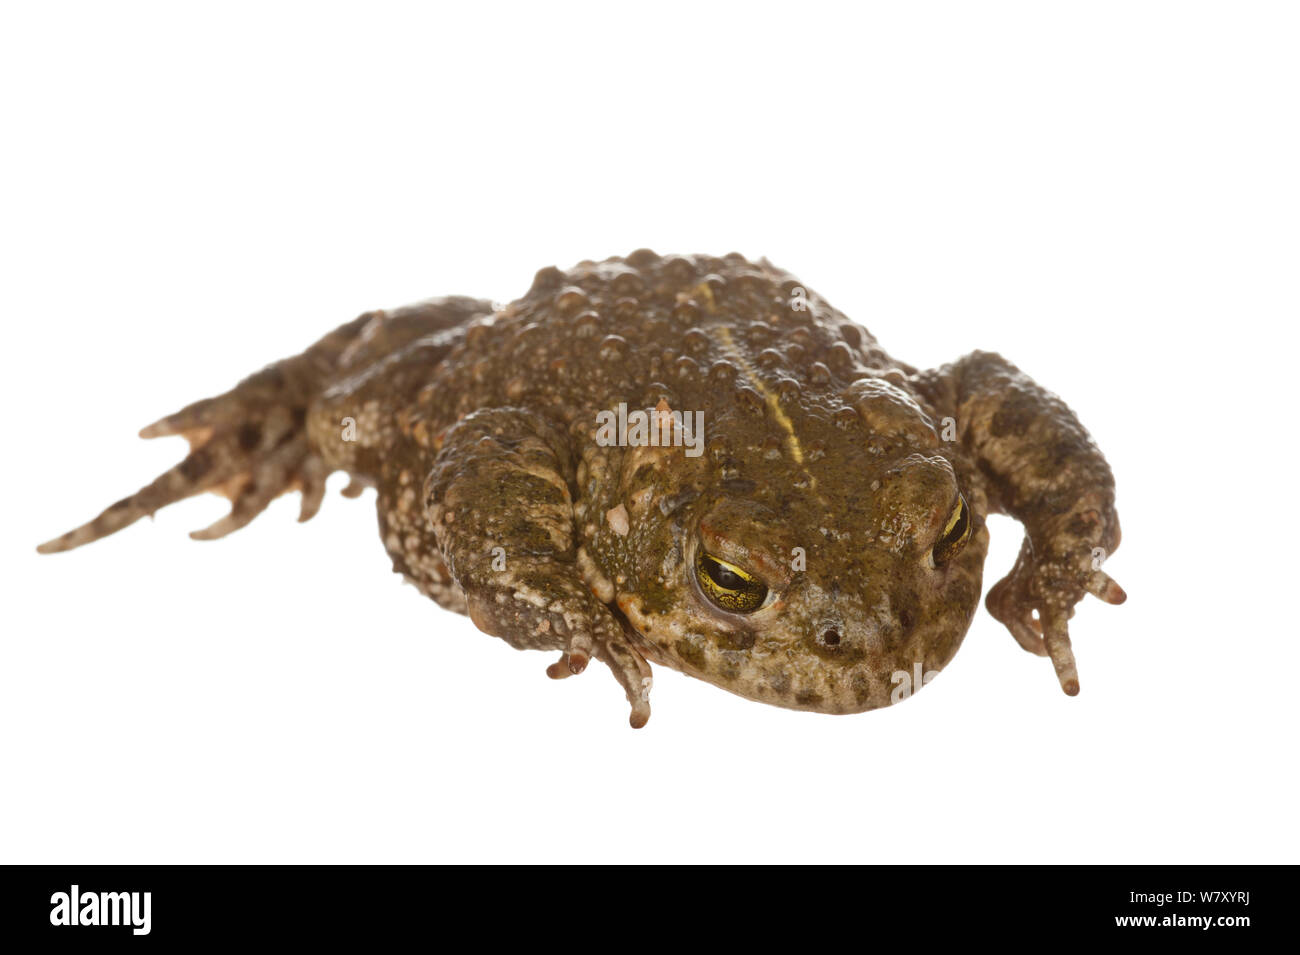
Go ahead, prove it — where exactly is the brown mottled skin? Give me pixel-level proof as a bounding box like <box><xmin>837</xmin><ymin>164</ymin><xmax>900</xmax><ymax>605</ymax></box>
<box><xmin>39</xmin><ymin>251</ymin><xmax>1125</xmax><ymax>727</ymax></box>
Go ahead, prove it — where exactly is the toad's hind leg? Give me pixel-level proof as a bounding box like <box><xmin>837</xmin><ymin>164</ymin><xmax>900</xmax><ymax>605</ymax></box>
<box><xmin>37</xmin><ymin>296</ymin><xmax>492</xmax><ymax>554</ymax></box>
<box><xmin>37</xmin><ymin>354</ymin><xmax>342</xmax><ymax>553</ymax></box>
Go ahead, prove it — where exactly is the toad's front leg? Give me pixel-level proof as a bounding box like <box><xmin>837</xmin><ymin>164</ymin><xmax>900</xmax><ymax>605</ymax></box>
<box><xmin>919</xmin><ymin>351</ymin><xmax>1127</xmax><ymax>696</ymax></box>
<box><xmin>426</xmin><ymin>408</ymin><xmax>654</xmax><ymax>728</ymax></box>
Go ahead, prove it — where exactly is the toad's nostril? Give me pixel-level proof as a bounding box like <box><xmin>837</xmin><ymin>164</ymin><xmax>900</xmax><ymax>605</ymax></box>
<box><xmin>821</xmin><ymin>628</ymin><xmax>841</xmax><ymax>647</ymax></box>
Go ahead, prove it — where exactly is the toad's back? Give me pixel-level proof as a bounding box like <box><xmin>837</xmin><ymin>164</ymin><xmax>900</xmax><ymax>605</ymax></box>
<box><xmin>365</xmin><ymin>250</ymin><xmax>905</xmax><ymax>442</ymax></box>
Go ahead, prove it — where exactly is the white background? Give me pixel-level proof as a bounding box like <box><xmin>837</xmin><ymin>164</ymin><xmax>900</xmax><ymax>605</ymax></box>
<box><xmin>2</xmin><ymin>2</ymin><xmax>1295</xmax><ymax>864</ymax></box>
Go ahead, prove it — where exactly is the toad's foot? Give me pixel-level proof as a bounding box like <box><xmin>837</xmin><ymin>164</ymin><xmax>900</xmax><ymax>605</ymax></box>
<box><xmin>37</xmin><ymin>361</ymin><xmax>342</xmax><ymax>554</ymax></box>
<box><xmin>986</xmin><ymin>505</ymin><xmax>1126</xmax><ymax>695</ymax></box>
<box><xmin>464</xmin><ymin>573</ymin><xmax>654</xmax><ymax>728</ymax></box>
<box><xmin>547</xmin><ymin>632</ymin><xmax>654</xmax><ymax>729</ymax></box>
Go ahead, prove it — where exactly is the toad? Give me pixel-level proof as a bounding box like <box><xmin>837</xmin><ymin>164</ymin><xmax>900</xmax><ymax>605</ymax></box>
<box><xmin>39</xmin><ymin>251</ymin><xmax>1126</xmax><ymax>727</ymax></box>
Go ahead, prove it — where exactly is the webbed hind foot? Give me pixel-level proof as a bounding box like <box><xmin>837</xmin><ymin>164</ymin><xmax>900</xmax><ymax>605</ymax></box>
<box><xmin>38</xmin><ymin>361</ymin><xmax>341</xmax><ymax>554</ymax></box>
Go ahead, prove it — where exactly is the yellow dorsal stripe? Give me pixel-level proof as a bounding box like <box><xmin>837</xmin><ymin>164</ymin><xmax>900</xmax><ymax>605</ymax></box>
<box><xmin>716</xmin><ymin>325</ymin><xmax>804</xmax><ymax>466</ymax></box>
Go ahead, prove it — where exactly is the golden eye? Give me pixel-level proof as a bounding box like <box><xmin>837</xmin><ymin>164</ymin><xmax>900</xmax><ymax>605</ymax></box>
<box><xmin>933</xmin><ymin>494</ymin><xmax>971</xmax><ymax>565</ymax></box>
<box><xmin>695</xmin><ymin>552</ymin><xmax>769</xmax><ymax>614</ymax></box>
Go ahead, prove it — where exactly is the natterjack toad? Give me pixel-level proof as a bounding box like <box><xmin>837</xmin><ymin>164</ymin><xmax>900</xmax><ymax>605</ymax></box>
<box><xmin>39</xmin><ymin>252</ymin><xmax>1125</xmax><ymax>727</ymax></box>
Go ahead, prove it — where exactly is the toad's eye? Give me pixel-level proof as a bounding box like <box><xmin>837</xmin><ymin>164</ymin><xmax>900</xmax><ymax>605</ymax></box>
<box><xmin>695</xmin><ymin>552</ymin><xmax>769</xmax><ymax>613</ymax></box>
<box><xmin>933</xmin><ymin>494</ymin><xmax>972</xmax><ymax>565</ymax></box>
